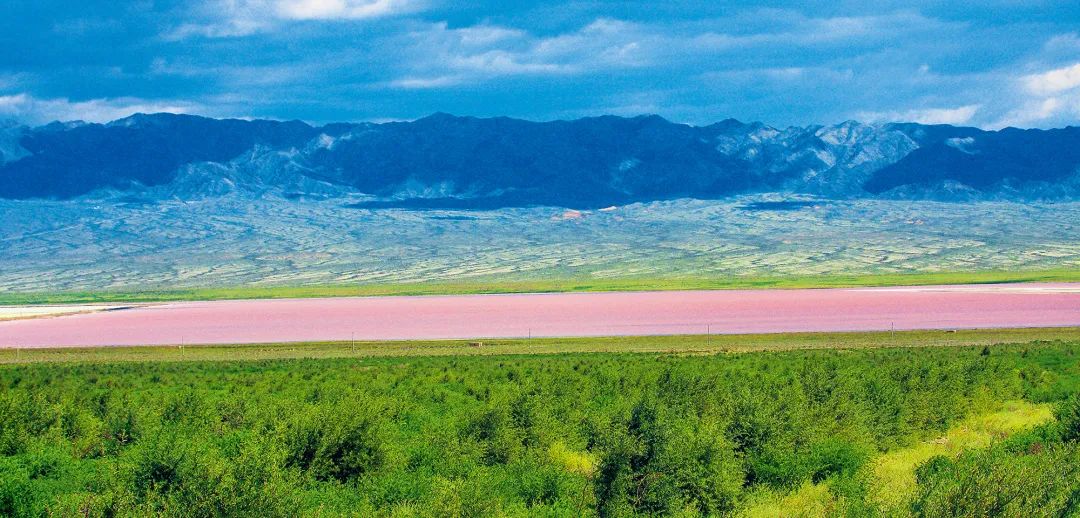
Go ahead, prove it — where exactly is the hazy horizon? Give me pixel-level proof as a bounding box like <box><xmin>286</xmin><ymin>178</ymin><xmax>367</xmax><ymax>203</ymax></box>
<box><xmin>8</xmin><ymin>110</ymin><xmax>1080</xmax><ymax>132</ymax></box>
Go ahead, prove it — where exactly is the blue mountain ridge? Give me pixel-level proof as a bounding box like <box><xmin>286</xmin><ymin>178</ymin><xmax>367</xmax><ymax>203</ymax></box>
<box><xmin>1</xmin><ymin>112</ymin><xmax>1078</xmax><ymax>207</ymax></box>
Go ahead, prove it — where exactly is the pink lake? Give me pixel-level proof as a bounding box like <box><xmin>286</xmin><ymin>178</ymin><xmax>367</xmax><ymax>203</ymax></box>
<box><xmin>1</xmin><ymin>283</ymin><xmax>1078</xmax><ymax>348</ymax></box>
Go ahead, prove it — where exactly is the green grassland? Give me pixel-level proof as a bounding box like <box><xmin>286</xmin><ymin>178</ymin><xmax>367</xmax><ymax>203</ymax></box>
<box><xmin>2</xmin><ymin>329</ymin><xmax>1080</xmax><ymax>516</ymax></box>
<box><xmin>2</xmin><ymin>268</ymin><xmax>1078</xmax><ymax>305</ymax></box>
<box><xmin>2</xmin><ymin>327</ymin><xmax>1078</xmax><ymax>364</ymax></box>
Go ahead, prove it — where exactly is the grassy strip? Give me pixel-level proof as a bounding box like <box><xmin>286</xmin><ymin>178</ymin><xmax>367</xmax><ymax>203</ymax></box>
<box><xmin>739</xmin><ymin>481</ymin><xmax>839</xmax><ymax>518</ymax></box>
<box><xmin>2</xmin><ymin>326</ymin><xmax>1077</xmax><ymax>364</ymax></box>
<box><xmin>1</xmin><ymin>268</ymin><xmax>1078</xmax><ymax>305</ymax></box>
<box><xmin>866</xmin><ymin>401</ymin><xmax>1054</xmax><ymax>514</ymax></box>
<box><xmin>738</xmin><ymin>400</ymin><xmax>1054</xmax><ymax>517</ymax></box>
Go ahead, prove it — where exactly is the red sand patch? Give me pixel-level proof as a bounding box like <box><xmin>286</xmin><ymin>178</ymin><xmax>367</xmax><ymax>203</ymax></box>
<box><xmin>0</xmin><ymin>284</ymin><xmax>1078</xmax><ymax>348</ymax></box>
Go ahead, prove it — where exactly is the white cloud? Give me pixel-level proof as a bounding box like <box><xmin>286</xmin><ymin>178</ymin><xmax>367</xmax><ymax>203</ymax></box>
<box><xmin>385</xmin><ymin>19</ymin><xmax>656</xmax><ymax>88</ymax></box>
<box><xmin>985</xmin><ymin>61</ymin><xmax>1080</xmax><ymax>128</ymax></box>
<box><xmin>1023</xmin><ymin>62</ymin><xmax>1080</xmax><ymax>96</ymax></box>
<box><xmin>1043</xmin><ymin>33</ymin><xmax>1080</xmax><ymax>55</ymax></box>
<box><xmin>276</xmin><ymin>0</ymin><xmax>420</xmax><ymax>20</ymax></box>
<box><xmin>449</xmin><ymin>51</ymin><xmax>573</xmax><ymax>75</ymax></box>
<box><xmin>702</xmin><ymin>65</ymin><xmax>855</xmax><ymax>85</ymax></box>
<box><xmin>383</xmin><ymin>12</ymin><xmax>955</xmax><ymax>91</ymax></box>
<box><xmin>168</xmin><ymin>19</ymin><xmax>266</xmax><ymax>39</ymax></box>
<box><xmin>389</xmin><ymin>75</ymin><xmax>462</xmax><ymax>89</ymax></box>
<box><xmin>169</xmin><ymin>0</ymin><xmax>423</xmax><ymax>39</ymax></box>
<box><xmin>0</xmin><ymin>93</ymin><xmax>206</xmax><ymax>125</ymax></box>
<box><xmin>857</xmin><ymin>104</ymin><xmax>981</xmax><ymax>125</ymax></box>
<box><xmin>991</xmin><ymin>91</ymin><xmax>1080</xmax><ymax>129</ymax></box>
<box><xmin>685</xmin><ymin>10</ymin><xmax>951</xmax><ymax>48</ymax></box>
<box><xmin>805</xmin><ymin>12</ymin><xmax>945</xmax><ymax>42</ymax></box>
<box><xmin>453</xmin><ymin>26</ymin><xmax>525</xmax><ymax>47</ymax></box>
<box><xmin>909</xmin><ymin>105</ymin><xmax>981</xmax><ymax>125</ymax></box>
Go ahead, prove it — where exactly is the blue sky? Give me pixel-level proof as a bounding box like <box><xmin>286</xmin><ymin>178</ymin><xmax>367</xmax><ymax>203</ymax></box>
<box><xmin>2</xmin><ymin>0</ymin><xmax>1079</xmax><ymax>128</ymax></box>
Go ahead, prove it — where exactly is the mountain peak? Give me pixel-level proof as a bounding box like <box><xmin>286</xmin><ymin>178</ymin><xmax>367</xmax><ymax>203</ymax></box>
<box><xmin>107</xmin><ymin>112</ymin><xmax>202</xmax><ymax>128</ymax></box>
<box><xmin>415</xmin><ymin>112</ymin><xmax>464</xmax><ymax>123</ymax></box>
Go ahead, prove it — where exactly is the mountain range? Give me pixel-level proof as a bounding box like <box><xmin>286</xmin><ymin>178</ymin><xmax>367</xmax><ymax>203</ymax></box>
<box><xmin>1</xmin><ymin>113</ymin><xmax>1078</xmax><ymax>207</ymax></box>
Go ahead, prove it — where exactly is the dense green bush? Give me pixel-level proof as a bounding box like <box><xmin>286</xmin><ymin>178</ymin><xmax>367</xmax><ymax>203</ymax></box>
<box><xmin>909</xmin><ymin>393</ymin><xmax>1080</xmax><ymax>517</ymax></box>
<box><xmin>594</xmin><ymin>398</ymin><xmax>742</xmax><ymax>516</ymax></box>
<box><xmin>0</xmin><ymin>340</ymin><xmax>1076</xmax><ymax>516</ymax></box>
<box><xmin>281</xmin><ymin>403</ymin><xmax>386</xmax><ymax>482</ymax></box>
<box><xmin>1056</xmin><ymin>392</ymin><xmax>1080</xmax><ymax>443</ymax></box>
<box><xmin>911</xmin><ymin>439</ymin><xmax>1080</xmax><ymax>516</ymax></box>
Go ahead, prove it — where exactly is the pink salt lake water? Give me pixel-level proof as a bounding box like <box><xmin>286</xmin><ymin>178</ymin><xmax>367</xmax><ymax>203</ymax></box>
<box><xmin>1</xmin><ymin>283</ymin><xmax>1078</xmax><ymax>348</ymax></box>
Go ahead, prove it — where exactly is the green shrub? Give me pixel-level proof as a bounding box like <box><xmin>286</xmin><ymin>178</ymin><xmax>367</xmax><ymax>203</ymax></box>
<box><xmin>806</xmin><ymin>437</ymin><xmax>870</xmax><ymax>483</ymax></box>
<box><xmin>595</xmin><ymin>399</ymin><xmax>742</xmax><ymax>516</ymax></box>
<box><xmin>464</xmin><ymin>405</ymin><xmax>523</xmax><ymax>465</ymax></box>
<box><xmin>1056</xmin><ymin>392</ymin><xmax>1080</xmax><ymax>443</ymax></box>
<box><xmin>281</xmin><ymin>404</ymin><xmax>385</xmax><ymax>482</ymax></box>
<box><xmin>911</xmin><ymin>444</ymin><xmax>1080</xmax><ymax>517</ymax></box>
<box><xmin>129</xmin><ymin>432</ymin><xmax>189</xmax><ymax>499</ymax></box>
<box><xmin>0</xmin><ymin>457</ymin><xmax>35</xmax><ymax>517</ymax></box>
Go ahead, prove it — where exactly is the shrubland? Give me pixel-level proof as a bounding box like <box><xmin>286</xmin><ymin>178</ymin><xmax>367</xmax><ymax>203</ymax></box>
<box><xmin>0</xmin><ymin>338</ymin><xmax>1078</xmax><ymax>516</ymax></box>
